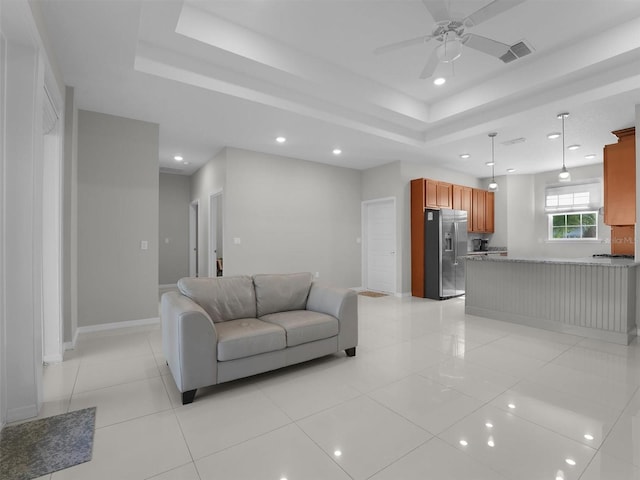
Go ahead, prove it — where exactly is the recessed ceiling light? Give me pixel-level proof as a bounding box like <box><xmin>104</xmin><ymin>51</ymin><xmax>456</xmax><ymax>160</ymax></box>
<box><xmin>459</xmin><ymin>440</ymin><xmax>468</xmax><ymax>446</ymax></box>
<box><xmin>506</xmin><ymin>168</ymin><xmax>516</xmax><ymax>173</ymax></box>
<box><xmin>174</xmin><ymin>155</ymin><xmax>183</xmax><ymax>161</ymax></box>
<box><xmin>433</xmin><ymin>77</ymin><xmax>446</xmax><ymax>86</ymax></box>
<box><xmin>584</xmin><ymin>154</ymin><xmax>596</xmax><ymax>160</ymax></box>
<box><xmin>460</xmin><ymin>153</ymin><xmax>470</xmax><ymax>159</ymax></box>
<box><xmin>334</xmin><ymin>450</ymin><xmax>342</xmax><ymax>457</ymax></box>
<box><xmin>276</xmin><ymin>136</ymin><xmax>287</xmax><ymax>143</ymax></box>
<box><xmin>333</xmin><ymin>148</ymin><xmax>342</xmax><ymax>155</ymax></box>
<box><xmin>567</xmin><ymin>144</ymin><xmax>580</xmax><ymax>150</ymax></box>
<box><xmin>183</xmin><ymin>161</ymin><xmax>190</xmax><ymax>166</ymax></box>
<box><xmin>485</xmin><ymin>422</ymin><xmax>493</xmax><ymax>428</ymax></box>
<box><xmin>565</xmin><ymin>458</ymin><xmax>576</xmax><ymax>466</ymax></box>
<box><xmin>487</xmin><ymin>439</ymin><xmax>495</xmax><ymax>447</ymax></box>
<box><xmin>507</xmin><ymin>403</ymin><xmax>516</xmax><ymax>409</ymax></box>
<box><xmin>584</xmin><ymin>434</ymin><xmax>594</xmax><ymax>441</ymax></box>
<box><xmin>547</xmin><ymin>132</ymin><xmax>561</xmax><ymax>140</ymax></box>
<box><xmin>486</xmin><ymin>161</ymin><xmax>495</xmax><ymax>166</ymax></box>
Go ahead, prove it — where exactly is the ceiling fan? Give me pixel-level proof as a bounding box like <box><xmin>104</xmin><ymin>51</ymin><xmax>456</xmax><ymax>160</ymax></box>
<box><xmin>374</xmin><ymin>0</ymin><xmax>528</xmax><ymax>79</ymax></box>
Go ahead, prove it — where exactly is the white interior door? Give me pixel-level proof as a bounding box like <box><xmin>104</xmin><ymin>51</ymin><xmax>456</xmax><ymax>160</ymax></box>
<box><xmin>189</xmin><ymin>201</ymin><xmax>199</xmax><ymax>277</ymax></box>
<box><xmin>363</xmin><ymin>198</ymin><xmax>396</xmax><ymax>293</ymax></box>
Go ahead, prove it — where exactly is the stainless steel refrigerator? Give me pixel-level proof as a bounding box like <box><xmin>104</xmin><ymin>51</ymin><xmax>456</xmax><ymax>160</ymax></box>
<box><xmin>424</xmin><ymin>208</ymin><xmax>468</xmax><ymax>300</ymax></box>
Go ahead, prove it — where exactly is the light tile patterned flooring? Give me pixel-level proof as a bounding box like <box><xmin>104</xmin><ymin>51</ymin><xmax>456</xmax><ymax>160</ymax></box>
<box><xmin>29</xmin><ymin>295</ymin><xmax>640</xmax><ymax>479</ymax></box>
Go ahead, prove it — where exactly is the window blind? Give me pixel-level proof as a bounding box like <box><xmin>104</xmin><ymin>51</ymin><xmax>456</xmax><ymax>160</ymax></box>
<box><xmin>545</xmin><ymin>180</ymin><xmax>601</xmax><ymax>212</ymax></box>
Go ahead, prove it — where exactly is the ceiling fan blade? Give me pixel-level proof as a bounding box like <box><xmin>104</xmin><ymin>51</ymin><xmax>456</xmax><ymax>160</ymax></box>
<box><xmin>373</xmin><ymin>34</ymin><xmax>433</xmax><ymax>55</ymax></box>
<box><xmin>419</xmin><ymin>49</ymin><xmax>439</xmax><ymax>79</ymax></box>
<box><xmin>463</xmin><ymin>0</ymin><xmax>526</xmax><ymax>27</ymax></box>
<box><xmin>421</xmin><ymin>0</ymin><xmax>450</xmax><ymax>23</ymax></box>
<box><xmin>462</xmin><ymin>33</ymin><xmax>511</xmax><ymax>58</ymax></box>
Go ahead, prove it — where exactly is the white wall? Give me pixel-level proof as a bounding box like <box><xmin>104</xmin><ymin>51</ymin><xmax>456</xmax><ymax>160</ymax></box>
<box><xmin>0</xmin><ymin>5</ymin><xmax>6</xmax><ymax>429</ymax></box>
<box><xmin>77</xmin><ymin>111</ymin><xmax>160</xmax><ymax>327</ymax></box>
<box><xmin>495</xmin><ymin>164</ymin><xmax>611</xmax><ymax>257</ymax></box>
<box><xmin>159</xmin><ymin>173</ymin><xmax>190</xmax><ymax>284</ymax></box>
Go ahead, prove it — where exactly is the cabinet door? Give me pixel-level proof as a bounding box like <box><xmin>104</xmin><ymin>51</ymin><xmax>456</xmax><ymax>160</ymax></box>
<box><xmin>604</xmin><ymin>129</ymin><xmax>636</xmax><ymax>226</ymax></box>
<box><xmin>425</xmin><ymin>179</ymin><xmax>438</xmax><ymax>208</ymax></box>
<box><xmin>611</xmin><ymin>225</ymin><xmax>635</xmax><ymax>255</ymax></box>
<box><xmin>485</xmin><ymin>191</ymin><xmax>495</xmax><ymax>233</ymax></box>
<box><xmin>436</xmin><ymin>182</ymin><xmax>453</xmax><ymax>208</ymax></box>
<box><xmin>472</xmin><ymin>189</ymin><xmax>486</xmax><ymax>232</ymax></box>
<box><xmin>452</xmin><ymin>185</ymin><xmax>473</xmax><ymax>231</ymax></box>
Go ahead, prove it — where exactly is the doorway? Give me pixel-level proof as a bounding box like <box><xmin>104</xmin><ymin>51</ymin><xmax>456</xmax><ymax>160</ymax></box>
<box><xmin>209</xmin><ymin>192</ymin><xmax>223</xmax><ymax>277</ymax></box>
<box><xmin>362</xmin><ymin>197</ymin><xmax>397</xmax><ymax>294</ymax></box>
<box><xmin>189</xmin><ymin>200</ymin><xmax>199</xmax><ymax>277</ymax></box>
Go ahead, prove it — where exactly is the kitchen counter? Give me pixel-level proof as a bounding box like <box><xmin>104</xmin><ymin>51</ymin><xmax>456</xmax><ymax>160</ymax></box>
<box><xmin>463</xmin><ymin>255</ymin><xmax>637</xmax><ymax>267</ymax></box>
<box><xmin>465</xmin><ymin>250</ymin><xmax>508</xmax><ymax>256</ymax></box>
<box><xmin>465</xmin><ymin>255</ymin><xmax>639</xmax><ymax>345</ymax></box>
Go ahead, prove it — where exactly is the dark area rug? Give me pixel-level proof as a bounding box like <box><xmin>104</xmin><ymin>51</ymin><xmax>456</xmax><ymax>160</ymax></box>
<box><xmin>0</xmin><ymin>407</ymin><xmax>96</xmax><ymax>480</ymax></box>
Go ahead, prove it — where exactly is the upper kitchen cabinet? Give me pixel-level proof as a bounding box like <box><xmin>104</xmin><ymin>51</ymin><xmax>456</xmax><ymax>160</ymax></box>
<box><xmin>452</xmin><ymin>184</ymin><xmax>472</xmax><ymax>215</ymax></box>
<box><xmin>604</xmin><ymin>127</ymin><xmax>635</xmax><ymax>226</ymax></box>
<box><xmin>471</xmin><ymin>189</ymin><xmax>494</xmax><ymax>233</ymax></box>
<box><xmin>425</xmin><ymin>179</ymin><xmax>453</xmax><ymax>209</ymax></box>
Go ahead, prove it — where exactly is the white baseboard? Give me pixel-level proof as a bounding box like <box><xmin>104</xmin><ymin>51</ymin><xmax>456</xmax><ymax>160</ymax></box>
<box><xmin>75</xmin><ymin>317</ymin><xmax>160</xmax><ymax>336</ymax></box>
<box><xmin>159</xmin><ymin>284</ymin><xmax>177</xmax><ymax>289</ymax></box>
<box><xmin>43</xmin><ymin>353</ymin><xmax>64</xmax><ymax>364</ymax></box>
<box><xmin>7</xmin><ymin>403</ymin><xmax>38</xmax><ymax>423</ymax></box>
<box><xmin>396</xmin><ymin>292</ymin><xmax>412</xmax><ymax>298</ymax></box>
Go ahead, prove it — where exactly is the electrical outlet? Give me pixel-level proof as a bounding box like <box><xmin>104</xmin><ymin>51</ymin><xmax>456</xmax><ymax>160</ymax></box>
<box><xmin>315</xmin><ymin>272</ymin><xmax>320</xmax><ymax>278</ymax></box>
<box><xmin>140</xmin><ymin>240</ymin><xmax>148</xmax><ymax>250</ymax></box>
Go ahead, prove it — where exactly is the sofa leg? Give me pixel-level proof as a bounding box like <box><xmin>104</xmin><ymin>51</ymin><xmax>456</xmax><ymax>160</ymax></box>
<box><xmin>182</xmin><ymin>389</ymin><xmax>197</xmax><ymax>405</ymax></box>
<box><xmin>345</xmin><ymin>347</ymin><xmax>356</xmax><ymax>357</ymax></box>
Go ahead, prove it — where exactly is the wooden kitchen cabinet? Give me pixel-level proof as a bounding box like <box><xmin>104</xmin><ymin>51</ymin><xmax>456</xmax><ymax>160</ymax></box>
<box><xmin>611</xmin><ymin>225</ymin><xmax>635</xmax><ymax>255</ymax></box>
<box><xmin>604</xmin><ymin>127</ymin><xmax>635</xmax><ymax>226</ymax></box>
<box><xmin>452</xmin><ymin>184</ymin><xmax>472</xmax><ymax>223</ymax></box>
<box><xmin>425</xmin><ymin>179</ymin><xmax>453</xmax><ymax>209</ymax></box>
<box><xmin>471</xmin><ymin>188</ymin><xmax>486</xmax><ymax>232</ymax></box>
<box><xmin>485</xmin><ymin>191</ymin><xmax>495</xmax><ymax>233</ymax></box>
<box><xmin>469</xmin><ymin>189</ymin><xmax>495</xmax><ymax>233</ymax></box>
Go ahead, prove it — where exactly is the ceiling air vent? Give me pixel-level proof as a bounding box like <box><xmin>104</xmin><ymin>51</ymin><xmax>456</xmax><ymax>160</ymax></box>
<box><xmin>500</xmin><ymin>40</ymin><xmax>534</xmax><ymax>64</ymax></box>
<box><xmin>159</xmin><ymin>167</ymin><xmax>185</xmax><ymax>175</ymax></box>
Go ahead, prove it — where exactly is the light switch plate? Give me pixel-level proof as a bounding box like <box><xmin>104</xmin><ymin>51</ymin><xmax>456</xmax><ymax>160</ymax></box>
<box><xmin>141</xmin><ymin>240</ymin><xmax>148</xmax><ymax>250</ymax></box>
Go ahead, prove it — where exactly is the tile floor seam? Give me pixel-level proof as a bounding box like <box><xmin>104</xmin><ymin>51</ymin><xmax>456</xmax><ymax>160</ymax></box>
<box><xmin>70</xmin><ymin>371</ymin><xmax>164</xmax><ymax>397</ymax></box>
<box><xmin>289</xmin><ymin>421</ymin><xmax>356</xmax><ymax>480</ymax></box>
<box><xmin>362</xmin><ymin>436</ymin><xmax>435</xmax><ymax>480</ymax></box>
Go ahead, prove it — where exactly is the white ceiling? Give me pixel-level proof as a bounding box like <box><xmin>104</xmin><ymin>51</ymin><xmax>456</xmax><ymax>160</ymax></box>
<box><xmin>38</xmin><ymin>0</ymin><xmax>640</xmax><ymax>178</ymax></box>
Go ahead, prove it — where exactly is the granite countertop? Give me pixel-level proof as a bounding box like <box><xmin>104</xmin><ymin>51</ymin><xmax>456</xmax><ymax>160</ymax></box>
<box><xmin>466</xmin><ymin>250</ymin><xmax>508</xmax><ymax>256</ymax></box>
<box><xmin>462</xmin><ymin>255</ymin><xmax>639</xmax><ymax>267</ymax></box>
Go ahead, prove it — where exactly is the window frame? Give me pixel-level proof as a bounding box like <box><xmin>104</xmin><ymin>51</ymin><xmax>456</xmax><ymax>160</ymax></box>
<box><xmin>547</xmin><ymin>211</ymin><xmax>599</xmax><ymax>241</ymax></box>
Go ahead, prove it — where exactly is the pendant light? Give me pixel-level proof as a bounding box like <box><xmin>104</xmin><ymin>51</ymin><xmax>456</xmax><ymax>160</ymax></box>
<box><xmin>488</xmin><ymin>132</ymin><xmax>498</xmax><ymax>191</ymax></box>
<box><xmin>558</xmin><ymin>112</ymin><xmax>571</xmax><ymax>182</ymax></box>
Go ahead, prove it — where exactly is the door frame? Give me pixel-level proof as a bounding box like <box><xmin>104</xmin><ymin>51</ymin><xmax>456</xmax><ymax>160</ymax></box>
<box><xmin>208</xmin><ymin>191</ymin><xmax>223</xmax><ymax>277</ymax></box>
<box><xmin>189</xmin><ymin>200</ymin><xmax>199</xmax><ymax>277</ymax></box>
<box><xmin>361</xmin><ymin>197</ymin><xmax>397</xmax><ymax>295</ymax></box>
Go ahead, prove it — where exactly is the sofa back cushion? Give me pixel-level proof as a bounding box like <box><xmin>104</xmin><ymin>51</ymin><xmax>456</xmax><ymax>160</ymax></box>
<box><xmin>253</xmin><ymin>272</ymin><xmax>313</xmax><ymax>317</ymax></box>
<box><xmin>178</xmin><ymin>276</ymin><xmax>256</xmax><ymax>323</ymax></box>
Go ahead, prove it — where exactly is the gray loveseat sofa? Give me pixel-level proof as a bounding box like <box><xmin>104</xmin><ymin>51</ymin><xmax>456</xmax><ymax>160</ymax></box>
<box><xmin>161</xmin><ymin>272</ymin><xmax>358</xmax><ymax>404</ymax></box>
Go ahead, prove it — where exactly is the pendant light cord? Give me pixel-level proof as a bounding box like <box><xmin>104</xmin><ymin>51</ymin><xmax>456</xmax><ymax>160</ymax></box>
<box><xmin>561</xmin><ymin>114</ymin><xmax>566</xmax><ymax>169</ymax></box>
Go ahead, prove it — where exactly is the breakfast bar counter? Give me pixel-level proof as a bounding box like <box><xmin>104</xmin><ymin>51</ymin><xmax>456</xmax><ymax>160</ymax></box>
<box><xmin>464</xmin><ymin>255</ymin><xmax>640</xmax><ymax>344</ymax></box>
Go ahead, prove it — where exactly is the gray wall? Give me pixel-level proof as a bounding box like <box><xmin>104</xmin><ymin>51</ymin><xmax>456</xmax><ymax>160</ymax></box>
<box><xmin>159</xmin><ymin>173</ymin><xmax>190</xmax><ymax>284</ymax></box>
<box><xmin>77</xmin><ymin>111</ymin><xmax>159</xmax><ymax>327</ymax></box>
<box><xmin>62</xmin><ymin>86</ymin><xmax>78</xmax><ymax>343</ymax></box>
<box><xmin>190</xmin><ymin>148</ymin><xmax>226</xmax><ymax>277</ymax></box>
<box><xmin>191</xmin><ymin>148</ymin><xmax>362</xmax><ymax>288</ymax></box>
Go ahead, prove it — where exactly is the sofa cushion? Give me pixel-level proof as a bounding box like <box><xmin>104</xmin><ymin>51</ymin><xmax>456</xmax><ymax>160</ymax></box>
<box><xmin>253</xmin><ymin>272</ymin><xmax>313</xmax><ymax>317</ymax></box>
<box><xmin>215</xmin><ymin>318</ymin><xmax>286</xmax><ymax>361</ymax></box>
<box><xmin>260</xmin><ymin>310</ymin><xmax>339</xmax><ymax>347</ymax></box>
<box><xmin>178</xmin><ymin>276</ymin><xmax>256</xmax><ymax>323</ymax></box>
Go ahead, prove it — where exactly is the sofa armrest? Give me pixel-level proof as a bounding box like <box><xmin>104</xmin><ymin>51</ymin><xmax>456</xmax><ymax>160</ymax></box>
<box><xmin>306</xmin><ymin>283</ymin><xmax>358</xmax><ymax>351</ymax></box>
<box><xmin>161</xmin><ymin>291</ymin><xmax>218</xmax><ymax>393</ymax></box>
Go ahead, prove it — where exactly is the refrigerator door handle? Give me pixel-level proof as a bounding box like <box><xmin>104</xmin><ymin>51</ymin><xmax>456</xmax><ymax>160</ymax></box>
<box><xmin>453</xmin><ymin>222</ymin><xmax>458</xmax><ymax>265</ymax></box>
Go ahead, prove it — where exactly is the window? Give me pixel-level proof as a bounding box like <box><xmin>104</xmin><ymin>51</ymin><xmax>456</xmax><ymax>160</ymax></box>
<box><xmin>549</xmin><ymin>212</ymin><xmax>598</xmax><ymax>240</ymax></box>
<box><xmin>545</xmin><ymin>180</ymin><xmax>601</xmax><ymax>241</ymax></box>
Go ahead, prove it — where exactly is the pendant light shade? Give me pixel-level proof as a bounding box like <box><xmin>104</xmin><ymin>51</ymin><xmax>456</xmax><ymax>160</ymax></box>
<box><xmin>557</xmin><ymin>112</ymin><xmax>571</xmax><ymax>182</ymax></box>
<box><xmin>488</xmin><ymin>132</ymin><xmax>498</xmax><ymax>191</ymax></box>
